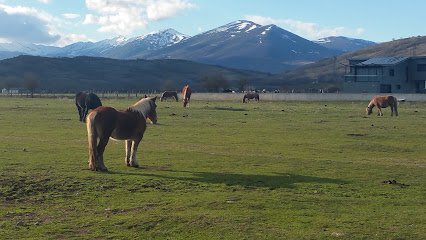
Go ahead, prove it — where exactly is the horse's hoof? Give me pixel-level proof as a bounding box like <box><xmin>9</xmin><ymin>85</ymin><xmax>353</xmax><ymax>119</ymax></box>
<box><xmin>96</xmin><ymin>167</ymin><xmax>108</xmax><ymax>172</ymax></box>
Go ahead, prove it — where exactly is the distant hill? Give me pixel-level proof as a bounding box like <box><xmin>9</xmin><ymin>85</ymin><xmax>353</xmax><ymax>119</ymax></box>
<box><xmin>314</xmin><ymin>36</ymin><xmax>377</xmax><ymax>52</ymax></box>
<box><xmin>143</xmin><ymin>20</ymin><xmax>342</xmax><ymax>73</ymax></box>
<box><xmin>0</xmin><ymin>51</ymin><xmax>23</xmax><ymax>60</ymax></box>
<box><xmin>280</xmin><ymin>36</ymin><xmax>426</xmax><ymax>90</ymax></box>
<box><xmin>0</xmin><ymin>55</ymin><xmax>278</xmax><ymax>92</ymax></box>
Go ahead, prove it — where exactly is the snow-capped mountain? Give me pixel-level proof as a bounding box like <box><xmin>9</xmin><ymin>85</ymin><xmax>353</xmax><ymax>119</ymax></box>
<box><xmin>44</xmin><ymin>29</ymin><xmax>189</xmax><ymax>59</ymax></box>
<box><xmin>0</xmin><ymin>21</ymin><xmax>347</xmax><ymax>73</ymax></box>
<box><xmin>314</xmin><ymin>36</ymin><xmax>376</xmax><ymax>52</ymax></box>
<box><xmin>0</xmin><ymin>41</ymin><xmax>60</xmax><ymax>56</ymax></box>
<box><xmin>102</xmin><ymin>29</ymin><xmax>189</xmax><ymax>59</ymax></box>
<box><xmin>143</xmin><ymin>20</ymin><xmax>341</xmax><ymax>73</ymax></box>
<box><xmin>48</xmin><ymin>36</ymin><xmax>130</xmax><ymax>57</ymax></box>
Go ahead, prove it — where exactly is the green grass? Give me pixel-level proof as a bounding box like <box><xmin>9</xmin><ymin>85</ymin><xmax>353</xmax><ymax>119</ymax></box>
<box><xmin>0</xmin><ymin>97</ymin><xmax>425</xmax><ymax>239</ymax></box>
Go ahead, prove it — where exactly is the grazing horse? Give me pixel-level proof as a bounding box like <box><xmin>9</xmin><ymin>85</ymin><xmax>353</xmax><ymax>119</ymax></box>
<box><xmin>75</xmin><ymin>92</ymin><xmax>102</xmax><ymax>122</ymax></box>
<box><xmin>366</xmin><ymin>95</ymin><xmax>398</xmax><ymax>116</ymax></box>
<box><xmin>243</xmin><ymin>92</ymin><xmax>259</xmax><ymax>103</ymax></box>
<box><xmin>160</xmin><ymin>91</ymin><xmax>178</xmax><ymax>102</ymax></box>
<box><xmin>182</xmin><ymin>85</ymin><xmax>192</xmax><ymax>107</ymax></box>
<box><xmin>86</xmin><ymin>97</ymin><xmax>158</xmax><ymax>171</ymax></box>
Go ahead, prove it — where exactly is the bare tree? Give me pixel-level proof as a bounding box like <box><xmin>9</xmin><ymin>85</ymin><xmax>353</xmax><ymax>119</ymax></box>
<box><xmin>23</xmin><ymin>73</ymin><xmax>40</xmax><ymax>98</ymax></box>
<box><xmin>201</xmin><ymin>74</ymin><xmax>229</xmax><ymax>92</ymax></box>
<box><xmin>161</xmin><ymin>79</ymin><xmax>178</xmax><ymax>91</ymax></box>
<box><xmin>237</xmin><ymin>79</ymin><xmax>249</xmax><ymax>92</ymax></box>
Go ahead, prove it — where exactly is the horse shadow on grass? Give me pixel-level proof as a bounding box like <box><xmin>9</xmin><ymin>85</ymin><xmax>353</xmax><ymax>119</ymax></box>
<box><xmin>111</xmin><ymin>169</ymin><xmax>348</xmax><ymax>189</ymax></box>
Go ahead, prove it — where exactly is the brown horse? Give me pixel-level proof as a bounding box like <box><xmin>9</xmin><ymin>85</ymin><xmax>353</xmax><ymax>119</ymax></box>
<box><xmin>160</xmin><ymin>91</ymin><xmax>178</xmax><ymax>102</ymax></box>
<box><xmin>243</xmin><ymin>92</ymin><xmax>259</xmax><ymax>103</ymax></box>
<box><xmin>86</xmin><ymin>97</ymin><xmax>158</xmax><ymax>171</ymax></box>
<box><xmin>75</xmin><ymin>92</ymin><xmax>102</xmax><ymax>122</ymax></box>
<box><xmin>366</xmin><ymin>95</ymin><xmax>398</xmax><ymax>116</ymax></box>
<box><xmin>182</xmin><ymin>85</ymin><xmax>192</xmax><ymax>107</ymax></box>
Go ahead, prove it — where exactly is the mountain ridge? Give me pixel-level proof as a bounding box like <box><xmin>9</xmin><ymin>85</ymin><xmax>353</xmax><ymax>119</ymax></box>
<box><xmin>0</xmin><ymin>20</ymin><xmax>377</xmax><ymax>74</ymax></box>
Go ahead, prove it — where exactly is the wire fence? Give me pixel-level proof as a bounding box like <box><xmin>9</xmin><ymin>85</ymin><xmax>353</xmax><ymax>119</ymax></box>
<box><xmin>2</xmin><ymin>91</ymin><xmax>426</xmax><ymax>102</ymax></box>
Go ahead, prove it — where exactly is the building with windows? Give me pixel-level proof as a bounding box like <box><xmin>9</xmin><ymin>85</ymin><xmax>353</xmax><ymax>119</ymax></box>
<box><xmin>343</xmin><ymin>56</ymin><xmax>426</xmax><ymax>93</ymax></box>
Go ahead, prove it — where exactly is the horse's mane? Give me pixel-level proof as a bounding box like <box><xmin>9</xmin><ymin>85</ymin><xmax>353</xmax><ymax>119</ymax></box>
<box><xmin>127</xmin><ymin>97</ymin><xmax>155</xmax><ymax>119</ymax></box>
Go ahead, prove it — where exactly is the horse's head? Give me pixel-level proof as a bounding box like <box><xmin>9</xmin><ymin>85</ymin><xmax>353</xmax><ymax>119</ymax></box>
<box><xmin>146</xmin><ymin>96</ymin><xmax>158</xmax><ymax>124</ymax></box>
<box><xmin>366</xmin><ymin>106</ymin><xmax>373</xmax><ymax>115</ymax></box>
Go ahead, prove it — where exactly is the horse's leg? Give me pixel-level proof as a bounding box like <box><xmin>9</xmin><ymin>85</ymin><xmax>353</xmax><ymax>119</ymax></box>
<box><xmin>390</xmin><ymin>105</ymin><xmax>394</xmax><ymax>116</ymax></box>
<box><xmin>83</xmin><ymin>107</ymin><xmax>89</xmax><ymax>122</ymax></box>
<box><xmin>129</xmin><ymin>138</ymin><xmax>142</xmax><ymax>168</ymax></box>
<box><xmin>87</xmin><ymin>117</ymin><xmax>99</xmax><ymax>170</ymax></box>
<box><xmin>377</xmin><ymin>107</ymin><xmax>383</xmax><ymax>116</ymax></box>
<box><xmin>125</xmin><ymin>140</ymin><xmax>132</xmax><ymax>166</ymax></box>
<box><xmin>77</xmin><ymin>105</ymin><xmax>83</xmax><ymax>121</ymax></box>
<box><xmin>95</xmin><ymin>136</ymin><xmax>109</xmax><ymax>171</ymax></box>
<box><xmin>394</xmin><ymin>103</ymin><xmax>398</xmax><ymax>116</ymax></box>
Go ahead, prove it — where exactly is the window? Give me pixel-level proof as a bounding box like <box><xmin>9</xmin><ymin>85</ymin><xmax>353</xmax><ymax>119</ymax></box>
<box><xmin>417</xmin><ymin>64</ymin><xmax>426</xmax><ymax>71</ymax></box>
<box><xmin>389</xmin><ymin>69</ymin><xmax>395</xmax><ymax>76</ymax></box>
<box><xmin>396</xmin><ymin>85</ymin><xmax>401</xmax><ymax>90</ymax></box>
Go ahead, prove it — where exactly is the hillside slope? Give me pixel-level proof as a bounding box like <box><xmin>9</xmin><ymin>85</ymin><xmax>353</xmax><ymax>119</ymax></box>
<box><xmin>0</xmin><ymin>55</ymin><xmax>277</xmax><ymax>91</ymax></box>
<box><xmin>280</xmin><ymin>36</ymin><xmax>426</xmax><ymax>89</ymax></box>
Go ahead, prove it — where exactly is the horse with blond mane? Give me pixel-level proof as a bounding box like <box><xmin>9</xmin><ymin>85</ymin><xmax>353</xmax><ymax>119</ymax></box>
<box><xmin>182</xmin><ymin>85</ymin><xmax>192</xmax><ymax>107</ymax></box>
<box><xmin>86</xmin><ymin>96</ymin><xmax>157</xmax><ymax>171</ymax></box>
<box><xmin>366</xmin><ymin>95</ymin><xmax>398</xmax><ymax>116</ymax></box>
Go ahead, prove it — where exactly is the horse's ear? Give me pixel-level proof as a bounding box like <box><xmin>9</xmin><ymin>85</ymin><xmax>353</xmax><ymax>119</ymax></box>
<box><xmin>151</xmin><ymin>96</ymin><xmax>157</xmax><ymax>102</ymax></box>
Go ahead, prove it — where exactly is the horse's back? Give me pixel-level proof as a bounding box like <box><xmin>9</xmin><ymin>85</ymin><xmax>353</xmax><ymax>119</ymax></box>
<box><xmin>161</xmin><ymin>91</ymin><xmax>178</xmax><ymax>100</ymax></box>
<box><xmin>86</xmin><ymin>93</ymin><xmax>102</xmax><ymax>109</ymax></box>
<box><xmin>373</xmin><ymin>95</ymin><xmax>397</xmax><ymax>107</ymax></box>
<box><xmin>88</xmin><ymin>106</ymin><xmax>117</xmax><ymax>127</ymax></box>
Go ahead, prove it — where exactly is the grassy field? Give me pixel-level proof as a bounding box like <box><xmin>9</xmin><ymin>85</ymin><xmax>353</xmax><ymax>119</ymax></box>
<box><xmin>0</xmin><ymin>96</ymin><xmax>425</xmax><ymax>239</ymax></box>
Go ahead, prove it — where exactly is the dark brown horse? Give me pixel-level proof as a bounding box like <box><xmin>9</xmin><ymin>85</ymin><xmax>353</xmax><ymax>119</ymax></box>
<box><xmin>182</xmin><ymin>85</ymin><xmax>192</xmax><ymax>107</ymax></box>
<box><xmin>366</xmin><ymin>95</ymin><xmax>398</xmax><ymax>116</ymax></box>
<box><xmin>86</xmin><ymin>97</ymin><xmax>157</xmax><ymax>171</ymax></box>
<box><xmin>160</xmin><ymin>91</ymin><xmax>178</xmax><ymax>102</ymax></box>
<box><xmin>75</xmin><ymin>92</ymin><xmax>102</xmax><ymax>122</ymax></box>
<box><xmin>243</xmin><ymin>92</ymin><xmax>259</xmax><ymax>103</ymax></box>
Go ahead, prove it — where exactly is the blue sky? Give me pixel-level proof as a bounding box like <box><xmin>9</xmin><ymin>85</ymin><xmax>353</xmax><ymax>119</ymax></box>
<box><xmin>1</xmin><ymin>0</ymin><xmax>425</xmax><ymax>46</ymax></box>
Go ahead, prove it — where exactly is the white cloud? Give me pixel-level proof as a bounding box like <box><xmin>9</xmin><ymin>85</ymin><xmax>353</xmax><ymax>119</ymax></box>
<box><xmin>84</xmin><ymin>0</ymin><xmax>195</xmax><ymax>35</ymax></box>
<box><xmin>146</xmin><ymin>0</ymin><xmax>195</xmax><ymax>21</ymax></box>
<box><xmin>246</xmin><ymin>15</ymin><xmax>365</xmax><ymax>40</ymax></box>
<box><xmin>37</xmin><ymin>0</ymin><xmax>50</xmax><ymax>4</ymax></box>
<box><xmin>62</xmin><ymin>13</ymin><xmax>80</xmax><ymax>19</ymax></box>
<box><xmin>0</xmin><ymin>4</ymin><xmax>60</xmax><ymax>43</ymax></box>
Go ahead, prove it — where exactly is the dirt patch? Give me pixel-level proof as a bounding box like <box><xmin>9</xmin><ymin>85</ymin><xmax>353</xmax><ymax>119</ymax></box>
<box><xmin>383</xmin><ymin>179</ymin><xmax>409</xmax><ymax>188</ymax></box>
<box><xmin>347</xmin><ymin>133</ymin><xmax>367</xmax><ymax>137</ymax></box>
<box><xmin>0</xmin><ymin>176</ymin><xmax>88</xmax><ymax>202</ymax></box>
<box><xmin>211</xmin><ymin>107</ymin><xmax>247</xmax><ymax>111</ymax></box>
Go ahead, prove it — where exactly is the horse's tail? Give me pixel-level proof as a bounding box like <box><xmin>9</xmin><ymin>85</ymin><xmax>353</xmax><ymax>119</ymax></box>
<box><xmin>393</xmin><ymin>96</ymin><xmax>399</xmax><ymax>116</ymax></box>
<box><xmin>86</xmin><ymin>112</ymin><xmax>98</xmax><ymax>169</ymax></box>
